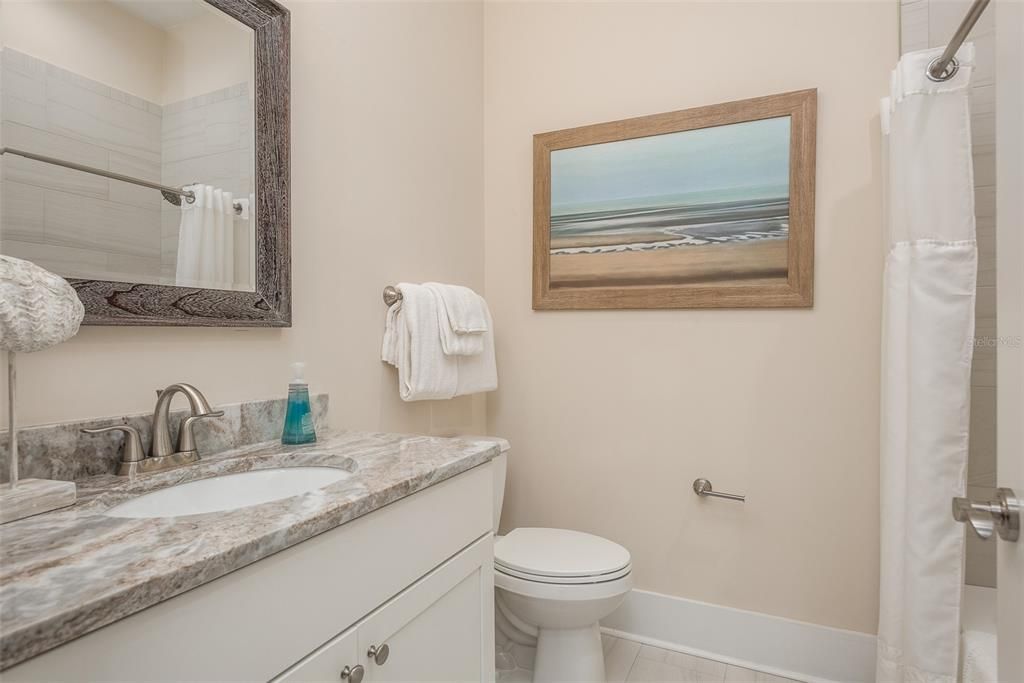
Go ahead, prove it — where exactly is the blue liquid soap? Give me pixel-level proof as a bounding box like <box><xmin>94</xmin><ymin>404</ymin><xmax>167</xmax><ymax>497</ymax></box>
<box><xmin>282</xmin><ymin>362</ymin><xmax>317</xmax><ymax>445</ymax></box>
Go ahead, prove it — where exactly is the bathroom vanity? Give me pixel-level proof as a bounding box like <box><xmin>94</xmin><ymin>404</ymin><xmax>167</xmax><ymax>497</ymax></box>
<box><xmin>0</xmin><ymin>432</ymin><xmax>500</xmax><ymax>681</ymax></box>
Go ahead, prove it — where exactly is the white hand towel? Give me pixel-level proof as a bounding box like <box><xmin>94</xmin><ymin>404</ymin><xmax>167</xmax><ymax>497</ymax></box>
<box><xmin>382</xmin><ymin>283</ymin><xmax>497</xmax><ymax>401</ymax></box>
<box><xmin>455</xmin><ymin>304</ymin><xmax>497</xmax><ymax>396</ymax></box>
<box><xmin>424</xmin><ymin>282</ymin><xmax>487</xmax><ymax>356</ymax></box>
<box><xmin>424</xmin><ymin>282</ymin><xmax>488</xmax><ymax>333</ymax></box>
<box><xmin>383</xmin><ymin>283</ymin><xmax>458</xmax><ymax>401</ymax></box>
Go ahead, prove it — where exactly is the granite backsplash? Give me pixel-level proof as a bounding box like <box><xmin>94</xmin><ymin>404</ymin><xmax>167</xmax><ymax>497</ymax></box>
<box><xmin>0</xmin><ymin>394</ymin><xmax>329</xmax><ymax>483</ymax></box>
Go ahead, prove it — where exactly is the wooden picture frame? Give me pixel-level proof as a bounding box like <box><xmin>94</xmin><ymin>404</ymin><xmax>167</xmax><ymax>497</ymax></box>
<box><xmin>533</xmin><ymin>89</ymin><xmax>816</xmax><ymax>310</ymax></box>
<box><xmin>73</xmin><ymin>0</ymin><xmax>291</xmax><ymax>327</ymax></box>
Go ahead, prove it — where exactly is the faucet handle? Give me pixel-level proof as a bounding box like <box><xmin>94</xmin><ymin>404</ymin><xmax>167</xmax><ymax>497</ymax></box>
<box><xmin>81</xmin><ymin>425</ymin><xmax>146</xmax><ymax>463</ymax></box>
<box><xmin>176</xmin><ymin>411</ymin><xmax>225</xmax><ymax>454</ymax></box>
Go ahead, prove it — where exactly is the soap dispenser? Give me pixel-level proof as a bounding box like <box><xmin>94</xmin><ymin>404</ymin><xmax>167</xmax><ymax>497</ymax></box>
<box><xmin>282</xmin><ymin>362</ymin><xmax>317</xmax><ymax>445</ymax></box>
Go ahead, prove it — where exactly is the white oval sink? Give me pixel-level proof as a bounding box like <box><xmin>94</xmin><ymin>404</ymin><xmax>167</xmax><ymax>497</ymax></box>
<box><xmin>105</xmin><ymin>467</ymin><xmax>352</xmax><ymax>519</ymax></box>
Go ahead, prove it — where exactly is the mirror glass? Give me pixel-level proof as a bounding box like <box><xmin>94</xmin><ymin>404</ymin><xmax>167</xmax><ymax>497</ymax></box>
<box><xmin>1</xmin><ymin>0</ymin><xmax>256</xmax><ymax>292</ymax></box>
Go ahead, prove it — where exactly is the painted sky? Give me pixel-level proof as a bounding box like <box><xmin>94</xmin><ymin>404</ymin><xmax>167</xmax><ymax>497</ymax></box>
<box><xmin>551</xmin><ymin>116</ymin><xmax>791</xmax><ymax>211</ymax></box>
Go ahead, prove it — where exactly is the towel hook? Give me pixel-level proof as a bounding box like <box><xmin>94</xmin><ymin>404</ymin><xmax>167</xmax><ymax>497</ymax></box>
<box><xmin>383</xmin><ymin>286</ymin><xmax>402</xmax><ymax>307</ymax></box>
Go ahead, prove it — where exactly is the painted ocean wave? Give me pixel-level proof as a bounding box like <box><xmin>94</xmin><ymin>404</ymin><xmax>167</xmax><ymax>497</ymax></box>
<box><xmin>549</xmin><ymin>193</ymin><xmax>789</xmax><ymax>255</ymax></box>
<box><xmin>551</xmin><ymin>224</ymin><xmax>788</xmax><ymax>256</ymax></box>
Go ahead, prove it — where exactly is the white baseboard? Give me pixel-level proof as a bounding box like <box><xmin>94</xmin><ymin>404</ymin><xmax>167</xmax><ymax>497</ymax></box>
<box><xmin>600</xmin><ymin>589</ymin><xmax>877</xmax><ymax>683</ymax></box>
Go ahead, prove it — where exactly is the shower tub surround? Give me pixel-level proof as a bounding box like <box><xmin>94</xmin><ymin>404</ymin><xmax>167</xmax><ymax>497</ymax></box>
<box><xmin>0</xmin><ymin>428</ymin><xmax>502</xmax><ymax>670</ymax></box>
<box><xmin>0</xmin><ymin>48</ymin><xmax>254</xmax><ymax>289</ymax></box>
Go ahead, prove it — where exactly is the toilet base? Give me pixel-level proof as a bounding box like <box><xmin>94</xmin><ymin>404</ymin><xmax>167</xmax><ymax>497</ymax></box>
<box><xmin>533</xmin><ymin>622</ymin><xmax>605</xmax><ymax>683</ymax></box>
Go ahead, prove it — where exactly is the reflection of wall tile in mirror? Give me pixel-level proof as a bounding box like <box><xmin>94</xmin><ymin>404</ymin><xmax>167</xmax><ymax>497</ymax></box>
<box><xmin>162</xmin><ymin>150</ymin><xmax>244</xmax><ymax>194</ymax></box>
<box><xmin>1</xmin><ymin>181</ymin><xmax>46</xmax><ymax>243</ymax></box>
<box><xmin>162</xmin><ymin>86</ymin><xmax>249</xmax><ymax>161</ymax></box>
<box><xmin>2</xmin><ymin>240</ymin><xmax>111</xmax><ymax>282</ymax></box>
<box><xmin>46</xmin><ymin>76</ymin><xmax>162</xmax><ymax>165</ymax></box>
<box><xmin>161</xmin><ymin>106</ymin><xmax>207</xmax><ymax>164</ymax></box>
<box><xmin>107</xmin><ymin>253</ymin><xmax>162</xmax><ymax>279</ymax></box>
<box><xmin>1</xmin><ymin>49</ymin><xmax>164</xmax><ymax>283</ymax></box>
<box><xmin>0</xmin><ymin>51</ymin><xmax>47</xmax><ymax>129</ymax></box>
<box><xmin>107</xmin><ymin>151</ymin><xmax>162</xmax><ymax>210</ymax></box>
<box><xmin>1</xmin><ymin>49</ymin><xmax>253</xmax><ymax>290</ymax></box>
<box><xmin>2</xmin><ymin>123</ymin><xmax>109</xmax><ymax>199</ymax></box>
<box><xmin>44</xmin><ymin>190</ymin><xmax>160</xmax><ymax>258</ymax></box>
<box><xmin>204</xmin><ymin>95</ymin><xmax>249</xmax><ymax>155</ymax></box>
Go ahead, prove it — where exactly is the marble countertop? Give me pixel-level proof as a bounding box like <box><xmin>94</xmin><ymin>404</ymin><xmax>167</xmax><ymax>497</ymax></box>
<box><xmin>0</xmin><ymin>430</ymin><xmax>502</xmax><ymax>670</ymax></box>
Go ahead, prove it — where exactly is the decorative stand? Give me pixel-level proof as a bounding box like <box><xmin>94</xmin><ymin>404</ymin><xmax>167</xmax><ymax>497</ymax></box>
<box><xmin>0</xmin><ymin>255</ymin><xmax>84</xmax><ymax>524</ymax></box>
<box><xmin>1</xmin><ymin>352</ymin><xmax>77</xmax><ymax>524</ymax></box>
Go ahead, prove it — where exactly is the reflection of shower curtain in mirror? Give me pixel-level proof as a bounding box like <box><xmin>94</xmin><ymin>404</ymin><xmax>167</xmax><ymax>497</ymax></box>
<box><xmin>175</xmin><ymin>185</ymin><xmax>236</xmax><ymax>290</ymax></box>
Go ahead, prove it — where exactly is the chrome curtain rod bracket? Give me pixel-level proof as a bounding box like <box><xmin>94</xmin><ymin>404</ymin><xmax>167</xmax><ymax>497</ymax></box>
<box><xmin>926</xmin><ymin>0</ymin><xmax>990</xmax><ymax>82</ymax></box>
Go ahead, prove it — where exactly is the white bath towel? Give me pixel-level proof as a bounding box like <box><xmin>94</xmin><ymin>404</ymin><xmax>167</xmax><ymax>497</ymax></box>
<box><xmin>424</xmin><ymin>282</ymin><xmax>488</xmax><ymax>356</ymax></box>
<box><xmin>382</xmin><ymin>283</ymin><xmax>457</xmax><ymax>401</ymax></box>
<box><xmin>382</xmin><ymin>283</ymin><xmax>497</xmax><ymax>401</ymax></box>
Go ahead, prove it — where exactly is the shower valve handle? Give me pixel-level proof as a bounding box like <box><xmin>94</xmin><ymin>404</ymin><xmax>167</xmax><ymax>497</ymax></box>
<box><xmin>953</xmin><ymin>488</ymin><xmax>1019</xmax><ymax>542</ymax></box>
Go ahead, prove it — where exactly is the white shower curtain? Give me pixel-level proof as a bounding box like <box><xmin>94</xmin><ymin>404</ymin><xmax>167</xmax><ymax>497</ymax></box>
<box><xmin>175</xmin><ymin>184</ymin><xmax>236</xmax><ymax>290</ymax></box>
<box><xmin>877</xmin><ymin>45</ymin><xmax>977</xmax><ymax>683</ymax></box>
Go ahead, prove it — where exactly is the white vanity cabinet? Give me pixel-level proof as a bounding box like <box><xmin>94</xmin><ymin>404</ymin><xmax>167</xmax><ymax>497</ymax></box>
<box><xmin>277</xmin><ymin>535</ymin><xmax>491</xmax><ymax>682</ymax></box>
<box><xmin>5</xmin><ymin>463</ymin><xmax>496</xmax><ymax>682</ymax></box>
<box><xmin>276</xmin><ymin>628</ymin><xmax>360</xmax><ymax>682</ymax></box>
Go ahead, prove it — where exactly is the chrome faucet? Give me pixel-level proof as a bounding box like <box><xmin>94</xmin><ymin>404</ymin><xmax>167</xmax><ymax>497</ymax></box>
<box><xmin>151</xmin><ymin>384</ymin><xmax>224</xmax><ymax>459</ymax></box>
<box><xmin>82</xmin><ymin>383</ymin><xmax>224</xmax><ymax>476</ymax></box>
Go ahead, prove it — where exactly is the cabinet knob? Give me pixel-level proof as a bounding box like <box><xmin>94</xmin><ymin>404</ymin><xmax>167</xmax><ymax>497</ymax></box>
<box><xmin>340</xmin><ymin>664</ymin><xmax>364</xmax><ymax>682</ymax></box>
<box><xmin>368</xmin><ymin>643</ymin><xmax>390</xmax><ymax>665</ymax></box>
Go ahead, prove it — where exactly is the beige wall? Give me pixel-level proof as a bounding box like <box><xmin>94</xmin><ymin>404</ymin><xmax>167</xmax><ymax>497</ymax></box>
<box><xmin>484</xmin><ymin>1</ymin><xmax>895</xmax><ymax>634</ymax></box>
<box><xmin>3</xmin><ymin>0</ymin><xmax>899</xmax><ymax>636</ymax></box>
<box><xmin>0</xmin><ymin>0</ymin><xmax>166</xmax><ymax>103</ymax></box>
<box><xmin>6</xmin><ymin>0</ymin><xmax>486</xmax><ymax>438</ymax></box>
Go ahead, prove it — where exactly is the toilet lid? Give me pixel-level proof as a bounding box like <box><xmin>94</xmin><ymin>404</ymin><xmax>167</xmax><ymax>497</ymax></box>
<box><xmin>494</xmin><ymin>528</ymin><xmax>631</xmax><ymax>579</ymax></box>
<box><xmin>495</xmin><ymin>562</ymin><xmax>632</xmax><ymax>585</ymax></box>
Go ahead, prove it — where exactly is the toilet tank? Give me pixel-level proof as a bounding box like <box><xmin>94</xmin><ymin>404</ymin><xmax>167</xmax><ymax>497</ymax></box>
<box><xmin>492</xmin><ymin>451</ymin><xmax>508</xmax><ymax>534</ymax></box>
<box><xmin>464</xmin><ymin>436</ymin><xmax>510</xmax><ymax>534</ymax></box>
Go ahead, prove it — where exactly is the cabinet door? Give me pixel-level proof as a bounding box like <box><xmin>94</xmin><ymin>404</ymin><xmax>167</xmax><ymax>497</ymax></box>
<box><xmin>359</xmin><ymin>535</ymin><xmax>494</xmax><ymax>683</ymax></box>
<box><xmin>272</xmin><ymin>626</ymin><xmax>360</xmax><ymax>683</ymax></box>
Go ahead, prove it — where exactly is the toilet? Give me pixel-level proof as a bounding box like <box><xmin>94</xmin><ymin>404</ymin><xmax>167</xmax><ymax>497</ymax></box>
<box><xmin>488</xmin><ymin>442</ymin><xmax>632</xmax><ymax>683</ymax></box>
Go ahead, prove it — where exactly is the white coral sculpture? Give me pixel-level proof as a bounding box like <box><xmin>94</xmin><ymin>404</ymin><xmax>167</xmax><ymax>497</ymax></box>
<box><xmin>0</xmin><ymin>255</ymin><xmax>84</xmax><ymax>353</ymax></box>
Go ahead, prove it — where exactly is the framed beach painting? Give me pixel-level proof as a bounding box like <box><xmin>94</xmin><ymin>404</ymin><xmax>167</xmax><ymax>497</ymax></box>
<box><xmin>533</xmin><ymin>89</ymin><xmax>816</xmax><ymax>309</ymax></box>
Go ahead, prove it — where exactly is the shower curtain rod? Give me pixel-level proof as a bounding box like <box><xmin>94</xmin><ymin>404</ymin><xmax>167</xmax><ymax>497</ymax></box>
<box><xmin>0</xmin><ymin>147</ymin><xmax>245</xmax><ymax>215</ymax></box>
<box><xmin>926</xmin><ymin>0</ymin><xmax>990</xmax><ymax>82</ymax></box>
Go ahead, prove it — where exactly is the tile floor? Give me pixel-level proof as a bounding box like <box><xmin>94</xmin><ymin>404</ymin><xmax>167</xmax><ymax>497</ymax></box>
<box><xmin>496</xmin><ymin>634</ymin><xmax>803</xmax><ymax>683</ymax></box>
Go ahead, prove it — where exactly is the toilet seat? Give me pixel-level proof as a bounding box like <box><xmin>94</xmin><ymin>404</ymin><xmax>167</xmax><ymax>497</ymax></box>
<box><xmin>494</xmin><ymin>527</ymin><xmax>632</xmax><ymax>585</ymax></box>
<box><xmin>495</xmin><ymin>563</ymin><xmax>632</xmax><ymax>585</ymax></box>
<box><xmin>494</xmin><ymin>564</ymin><xmax>633</xmax><ymax>602</ymax></box>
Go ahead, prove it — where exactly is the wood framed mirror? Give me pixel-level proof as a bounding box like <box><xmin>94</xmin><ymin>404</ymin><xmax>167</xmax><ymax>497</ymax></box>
<box><xmin>0</xmin><ymin>0</ymin><xmax>290</xmax><ymax>326</ymax></box>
